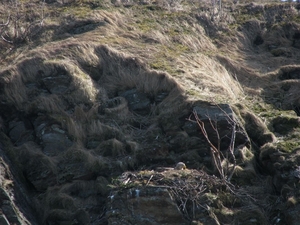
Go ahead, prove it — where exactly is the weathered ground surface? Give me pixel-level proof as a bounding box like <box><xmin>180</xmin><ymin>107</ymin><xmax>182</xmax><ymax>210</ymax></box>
<box><xmin>1</xmin><ymin>0</ymin><xmax>300</xmax><ymax>224</ymax></box>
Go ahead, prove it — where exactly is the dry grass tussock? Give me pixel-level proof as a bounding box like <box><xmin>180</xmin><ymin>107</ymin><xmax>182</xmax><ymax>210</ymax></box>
<box><xmin>181</xmin><ymin>53</ymin><xmax>244</xmax><ymax>101</ymax></box>
<box><xmin>1</xmin><ymin>69</ymin><xmax>28</xmax><ymax>110</ymax></box>
<box><xmin>0</xmin><ymin>49</ymin><xmax>99</xmax><ymax>112</ymax></box>
<box><xmin>42</xmin><ymin>177</ymin><xmax>109</xmax><ymax>222</ymax></box>
<box><xmin>60</xmin><ymin>143</ymin><xmax>109</xmax><ymax>171</ymax></box>
<box><xmin>44</xmin><ymin>59</ymin><xmax>98</xmax><ymax>102</ymax></box>
<box><xmin>215</xmin><ymin>55</ymin><xmax>267</xmax><ymax>94</ymax></box>
<box><xmin>16</xmin><ymin>141</ymin><xmax>58</xmax><ymax>174</ymax></box>
<box><xmin>26</xmin><ymin>95</ymin><xmax>67</xmax><ymax>114</ymax></box>
<box><xmin>176</xmin><ymin>33</ymin><xmax>216</xmax><ymax>52</ymax></box>
<box><xmin>45</xmin><ymin>191</ymin><xmax>75</xmax><ymax>211</ymax></box>
<box><xmin>93</xmin><ymin>138</ymin><xmax>125</xmax><ymax>157</ymax></box>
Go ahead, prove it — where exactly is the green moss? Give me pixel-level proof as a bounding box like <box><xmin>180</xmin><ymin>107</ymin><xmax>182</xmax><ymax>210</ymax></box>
<box><xmin>149</xmin><ymin>44</ymin><xmax>188</xmax><ymax>73</ymax></box>
<box><xmin>250</xmin><ymin>101</ymin><xmax>289</xmax><ymax>120</ymax></box>
<box><xmin>150</xmin><ymin>59</ymin><xmax>173</xmax><ymax>72</ymax></box>
<box><xmin>57</xmin><ymin>0</ymin><xmax>111</xmax><ymax>17</ymax></box>
<box><xmin>185</xmin><ymin>89</ymin><xmax>200</xmax><ymax>97</ymax></box>
<box><xmin>277</xmin><ymin>140</ymin><xmax>300</xmax><ymax>153</ymax></box>
<box><xmin>136</xmin><ymin>18</ymin><xmax>158</xmax><ymax>32</ymax></box>
<box><xmin>60</xmin><ymin>6</ymin><xmax>93</xmax><ymax>18</ymax></box>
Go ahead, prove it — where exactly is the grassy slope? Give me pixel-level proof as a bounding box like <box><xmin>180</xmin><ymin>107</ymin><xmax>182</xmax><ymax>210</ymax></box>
<box><xmin>1</xmin><ymin>0</ymin><xmax>298</xmax><ymax>149</ymax></box>
<box><xmin>1</xmin><ymin>0</ymin><xmax>300</xmax><ymax>224</ymax></box>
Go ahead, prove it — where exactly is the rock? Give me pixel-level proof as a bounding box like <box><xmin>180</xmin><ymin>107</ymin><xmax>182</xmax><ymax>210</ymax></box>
<box><xmin>41</xmin><ymin>73</ymin><xmax>71</xmax><ymax>95</ymax></box>
<box><xmin>107</xmin><ymin>186</ymin><xmax>186</xmax><ymax>225</ymax></box>
<box><xmin>8</xmin><ymin>120</ymin><xmax>26</xmax><ymax>143</ymax></box>
<box><xmin>57</xmin><ymin>0</ymin><xmax>76</xmax><ymax>4</ymax></box>
<box><xmin>34</xmin><ymin>117</ymin><xmax>72</xmax><ymax>156</ymax></box>
<box><xmin>41</xmin><ymin>131</ymin><xmax>72</xmax><ymax>156</ymax></box>
<box><xmin>183</xmin><ymin>102</ymin><xmax>249</xmax><ymax>150</ymax></box>
<box><xmin>155</xmin><ymin>91</ymin><xmax>169</xmax><ymax>103</ymax></box>
<box><xmin>8</xmin><ymin>120</ymin><xmax>34</xmax><ymax>146</ymax></box>
<box><xmin>119</xmin><ymin>89</ymin><xmax>151</xmax><ymax>115</ymax></box>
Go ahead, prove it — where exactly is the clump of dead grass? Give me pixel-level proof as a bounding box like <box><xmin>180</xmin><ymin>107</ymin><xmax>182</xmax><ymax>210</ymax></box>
<box><xmin>94</xmin><ymin>138</ymin><xmax>126</xmax><ymax>157</ymax></box>
<box><xmin>26</xmin><ymin>95</ymin><xmax>67</xmax><ymax>114</ymax></box>
<box><xmin>0</xmin><ymin>0</ymin><xmax>45</xmax><ymax>46</ymax></box>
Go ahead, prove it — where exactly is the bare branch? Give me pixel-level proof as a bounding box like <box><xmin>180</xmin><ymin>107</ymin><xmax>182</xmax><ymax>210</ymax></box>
<box><xmin>187</xmin><ymin>105</ymin><xmax>238</xmax><ymax>183</ymax></box>
<box><xmin>227</xmin><ymin>122</ymin><xmax>236</xmax><ymax>181</ymax></box>
<box><xmin>215</xmin><ymin>105</ymin><xmax>237</xmax><ymax>181</ymax></box>
<box><xmin>187</xmin><ymin>110</ymin><xmax>225</xmax><ymax>180</ymax></box>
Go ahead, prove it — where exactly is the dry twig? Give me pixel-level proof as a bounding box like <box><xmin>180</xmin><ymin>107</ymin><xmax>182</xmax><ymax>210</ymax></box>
<box><xmin>187</xmin><ymin>106</ymin><xmax>237</xmax><ymax>182</ymax></box>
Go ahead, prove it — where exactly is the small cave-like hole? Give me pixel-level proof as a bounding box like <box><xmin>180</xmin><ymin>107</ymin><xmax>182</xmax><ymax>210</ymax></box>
<box><xmin>253</xmin><ymin>35</ymin><xmax>264</xmax><ymax>45</ymax></box>
<box><xmin>293</xmin><ymin>106</ymin><xmax>300</xmax><ymax>116</ymax></box>
<box><xmin>293</xmin><ymin>32</ymin><xmax>300</xmax><ymax>40</ymax></box>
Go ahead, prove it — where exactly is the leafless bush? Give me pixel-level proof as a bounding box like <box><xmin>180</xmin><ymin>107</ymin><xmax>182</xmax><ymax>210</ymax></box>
<box><xmin>187</xmin><ymin>107</ymin><xmax>237</xmax><ymax>182</ymax></box>
<box><xmin>0</xmin><ymin>0</ymin><xmax>45</xmax><ymax>45</ymax></box>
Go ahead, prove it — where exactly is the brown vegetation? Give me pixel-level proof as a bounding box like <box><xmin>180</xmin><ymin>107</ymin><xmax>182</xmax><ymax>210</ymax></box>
<box><xmin>0</xmin><ymin>0</ymin><xmax>300</xmax><ymax>224</ymax></box>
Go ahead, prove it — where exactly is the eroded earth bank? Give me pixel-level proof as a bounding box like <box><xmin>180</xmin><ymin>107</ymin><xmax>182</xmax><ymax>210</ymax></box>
<box><xmin>1</xmin><ymin>0</ymin><xmax>300</xmax><ymax>224</ymax></box>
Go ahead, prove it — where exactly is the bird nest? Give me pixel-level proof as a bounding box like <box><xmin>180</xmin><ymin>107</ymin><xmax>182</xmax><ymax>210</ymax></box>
<box><xmin>111</xmin><ymin>168</ymin><xmax>238</xmax><ymax>221</ymax></box>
